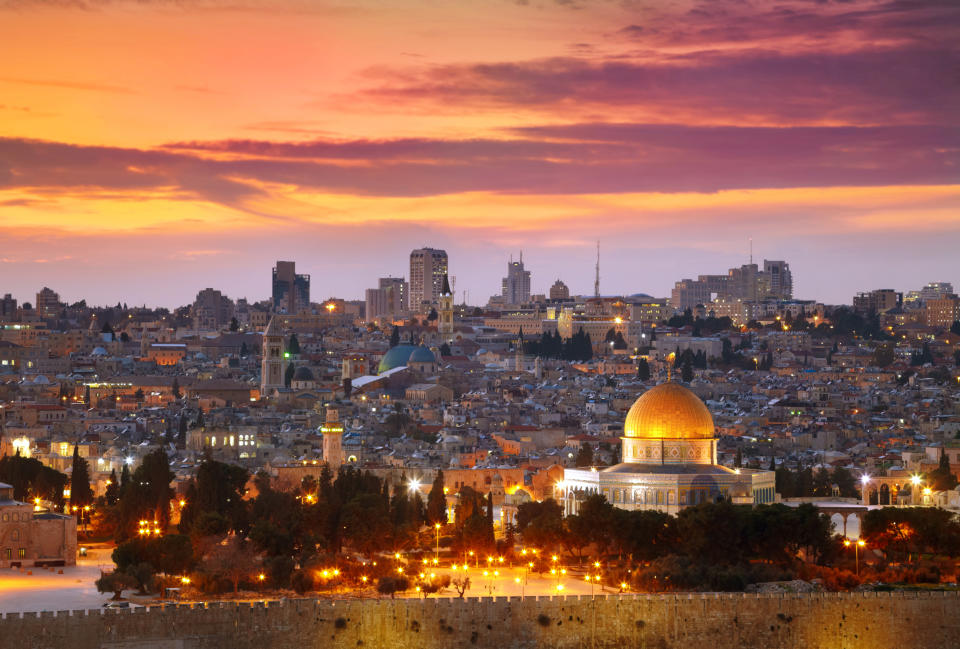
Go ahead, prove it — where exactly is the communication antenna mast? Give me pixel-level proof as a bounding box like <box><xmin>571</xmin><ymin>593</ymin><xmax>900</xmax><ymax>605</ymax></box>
<box><xmin>594</xmin><ymin>240</ymin><xmax>600</xmax><ymax>297</ymax></box>
<box><xmin>749</xmin><ymin>237</ymin><xmax>753</xmax><ymax>265</ymax></box>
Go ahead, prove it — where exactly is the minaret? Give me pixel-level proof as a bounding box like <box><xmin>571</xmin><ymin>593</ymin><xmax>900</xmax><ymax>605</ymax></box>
<box><xmin>260</xmin><ymin>317</ymin><xmax>286</xmax><ymax>396</ymax></box>
<box><xmin>594</xmin><ymin>240</ymin><xmax>600</xmax><ymax>298</ymax></box>
<box><xmin>321</xmin><ymin>406</ymin><xmax>344</xmax><ymax>469</ymax></box>
<box><xmin>515</xmin><ymin>331</ymin><xmax>524</xmax><ymax>372</ymax></box>
<box><xmin>438</xmin><ymin>273</ymin><xmax>454</xmax><ymax>338</ymax></box>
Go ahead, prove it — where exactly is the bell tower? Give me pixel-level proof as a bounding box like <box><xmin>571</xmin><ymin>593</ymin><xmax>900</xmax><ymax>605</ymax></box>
<box><xmin>322</xmin><ymin>406</ymin><xmax>344</xmax><ymax>469</ymax></box>
<box><xmin>438</xmin><ymin>273</ymin><xmax>454</xmax><ymax>338</ymax></box>
<box><xmin>260</xmin><ymin>317</ymin><xmax>286</xmax><ymax>396</ymax></box>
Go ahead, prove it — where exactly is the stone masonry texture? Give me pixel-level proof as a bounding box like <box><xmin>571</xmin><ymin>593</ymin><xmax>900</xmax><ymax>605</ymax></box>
<box><xmin>0</xmin><ymin>591</ymin><xmax>958</xmax><ymax>649</ymax></box>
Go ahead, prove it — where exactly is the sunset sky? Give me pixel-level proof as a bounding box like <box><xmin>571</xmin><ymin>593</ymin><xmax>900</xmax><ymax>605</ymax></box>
<box><xmin>1</xmin><ymin>0</ymin><xmax>957</xmax><ymax>307</ymax></box>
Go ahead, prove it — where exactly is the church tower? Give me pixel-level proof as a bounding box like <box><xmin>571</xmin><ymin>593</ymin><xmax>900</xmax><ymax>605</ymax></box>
<box><xmin>321</xmin><ymin>405</ymin><xmax>344</xmax><ymax>469</ymax></box>
<box><xmin>438</xmin><ymin>273</ymin><xmax>454</xmax><ymax>338</ymax></box>
<box><xmin>260</xmin><ymin>317</ymin><xmax>286</xmax><ymax>396</ymax></box>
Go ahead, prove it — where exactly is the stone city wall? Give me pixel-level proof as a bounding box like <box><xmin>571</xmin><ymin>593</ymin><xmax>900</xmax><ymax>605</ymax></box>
<box><xmin>0</xmin><ymin>591</ymin><xmax>958</xmax><ymax>649</ymax></box>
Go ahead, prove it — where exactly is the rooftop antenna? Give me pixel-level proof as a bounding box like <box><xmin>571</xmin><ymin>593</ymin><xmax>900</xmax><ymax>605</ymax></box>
<box><xmin>594</xmin><ymin>240</ymin><xmax>600</xmax><ymax>297</ymax></box>
<box><xmin>520</xmin><ymin>250</ymin><xmax>523</xmax><ymax>264</ymax></box>
<box><xmin>749</xmin><ymin>237</ymin><xmax>753</xmax><ymax>265</ymax></box>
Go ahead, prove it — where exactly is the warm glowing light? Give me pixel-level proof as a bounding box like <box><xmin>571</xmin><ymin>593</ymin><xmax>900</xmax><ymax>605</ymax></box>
<box><xmin>860</xmin><ymin>474</ymin><xmax>871</xmax><ymax>485</ymax></box>
<box><xmin>911</xmin><ymin>475</ymin><xmax>922</xmax><ymax>486</ymax></box>
<box><xmin>257</xmin><ymin>573</ymin><xmax>266</xmax><ymax>581</ymax></box>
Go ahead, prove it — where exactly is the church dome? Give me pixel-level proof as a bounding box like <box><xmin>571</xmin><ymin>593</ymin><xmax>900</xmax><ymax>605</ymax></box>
<box><xmin>408</xmin><ymin>345</ymin><xmax>436</xmax><ymax>364</ymax></box>
<box><xmin>378</xmin><ymin>344</ymin><xmax>418</xmax><ymax>374</ymax></box>
<box><xmin>293</xmin><ymin>366</ymin><xmax>315</xmax><ymax>382</ymax></box>
<box><xmin>623</xmin><ymin>383</ymin><xmax>715</xmax><ymax>440</ymax></box>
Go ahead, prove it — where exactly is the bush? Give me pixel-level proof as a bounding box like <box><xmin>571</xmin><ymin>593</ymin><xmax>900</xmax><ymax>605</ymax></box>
<box><xmin>377</xmin><ymin>576</ymin><xmax>410</xmax><ymax>598</ymax></box>
<box><xmin>290</xmin><ymin>569</ymin><xmax>314</xmax><ymax>595</ymax></box>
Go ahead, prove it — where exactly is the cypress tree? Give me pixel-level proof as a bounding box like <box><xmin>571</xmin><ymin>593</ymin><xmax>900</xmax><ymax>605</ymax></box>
<box><xmin>70</xmin><ymin>446</ymin><xmax>94</xmax><ymax>509</ymax></box>
<box><xmin>426</xmin><ymin>470</ymin><xmax>447</xmax><ymax>524</ymax></box>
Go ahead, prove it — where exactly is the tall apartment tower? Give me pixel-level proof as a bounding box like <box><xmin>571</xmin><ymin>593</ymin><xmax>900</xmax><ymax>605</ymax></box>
<box><xmin>501</xmin><ymin>253</ymin><xmax>531</xmax><ymax>305</ymax></box>
<box><xmin>35</xmin><ymin>287</ymin><xmax>60</xmax><ymax>320</ymax></box>
<box><xmin>409</xmin><ymin>248</ymin><xmax>448</xmax><ymax>311</ymax></box>
<box><xmin>260</xmin><ymin>317</ymin><xmax>286</xmax><ymax>396</ymax></box>
<box><xmin>763</xmin><ymin>260</ymin><xmax>793</xmax><ymax>300</ymax></box>
<box><xmin>272</xmin><ymin>261</ymin><xmax>310</xmax><ymax>314</ymax></box>
<box><xmin>321</xmin><ymin>406</ymin><xmax>344</xmax><ymax>469</ymax></box>
<box><xmin>438</xmin><ymin>273</ymin><xmax>454</xmax><ymax>337</ymax></box>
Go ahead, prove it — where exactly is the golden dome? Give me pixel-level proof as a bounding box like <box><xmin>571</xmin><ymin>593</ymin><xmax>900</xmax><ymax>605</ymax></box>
<box><xmin>623</xmin><ymin>383</ymin><xmax>715</xmax><ymax>440</ymax></box>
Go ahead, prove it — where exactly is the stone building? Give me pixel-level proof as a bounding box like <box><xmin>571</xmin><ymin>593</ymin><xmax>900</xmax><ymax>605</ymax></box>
<box><xmin>0</xmin><ymin>482</ymin><xmax>77</xmax><ymax>568</ymax></box>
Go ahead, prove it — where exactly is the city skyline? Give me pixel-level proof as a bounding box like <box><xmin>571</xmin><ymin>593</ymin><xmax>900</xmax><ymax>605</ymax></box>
<box><xmin>0</xmin><ymin>247</ymin><xmax>956</xmax><ymax>310</ymax></box>
<box><xmin>1</xmin><ymin>0</ymin><xmax>958</xmax><ymax>305</ymax></box>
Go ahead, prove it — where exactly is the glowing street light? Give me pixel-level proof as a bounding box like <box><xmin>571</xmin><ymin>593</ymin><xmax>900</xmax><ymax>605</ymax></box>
<box><xmin>843</xmin><ymin>538</ymin><xmax>866</xmax><ymax>576</ymax></box>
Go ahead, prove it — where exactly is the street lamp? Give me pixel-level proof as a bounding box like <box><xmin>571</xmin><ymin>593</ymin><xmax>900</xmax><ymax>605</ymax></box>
<box><xmin>843</xmin><ymin>539</ymin><xmax>866</xmax><ymax>576</ymax></box>
<box><xmin>434</xmin><ymin>523</ymin><xmax>441</xmax><ymax>561</ymax></box>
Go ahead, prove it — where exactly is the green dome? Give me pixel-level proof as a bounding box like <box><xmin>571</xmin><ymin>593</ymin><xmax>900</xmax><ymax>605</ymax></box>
<box><xmin>408</xmin><ymin>345</ymin><xmax>436</xmax><ymax>364</ymax></box>
<box><xmin>378</xmin><ymin>344</ymin><xmax>418</xmax><ymax>374</ymax></box>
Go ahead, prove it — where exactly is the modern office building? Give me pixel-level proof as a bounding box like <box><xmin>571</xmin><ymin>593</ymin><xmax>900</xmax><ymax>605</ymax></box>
<box><xmin>409</xmin><ymin>248</ymin><xmax>448</xmax><ymax>311</ymax></box>
<box><xmin>501</xmin><ymin>253</ymin><xmax>531</xmax><ymax>306</ymax></box>
<box><xmin>272</xmin><ymin>261</ymin><xmax>310</xmax><ymax>314</ymax></box>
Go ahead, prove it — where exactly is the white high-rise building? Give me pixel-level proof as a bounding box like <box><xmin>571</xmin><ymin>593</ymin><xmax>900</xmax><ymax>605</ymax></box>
<box><xmin>501</xmin><ymin>253</ymin><xmax>531</xmax><ymax>305</ymax></box>
<box><xmin>409</xmin><ymin>248</ymin><xmax>448</xmax><ymax>311</ymax></box>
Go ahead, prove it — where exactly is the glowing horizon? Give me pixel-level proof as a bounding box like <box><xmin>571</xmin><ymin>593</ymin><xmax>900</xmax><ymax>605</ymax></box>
<box><xmin>1</xmin><ymin>0</ymin><xmax>957</xmax><ymax>307</ymax></box>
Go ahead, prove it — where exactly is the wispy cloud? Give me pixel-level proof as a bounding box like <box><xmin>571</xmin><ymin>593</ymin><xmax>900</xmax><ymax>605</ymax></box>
<box><xmin>0</xmin><ymin>76</ymin><xmax>135</xmax><ymax>94</ymax></box>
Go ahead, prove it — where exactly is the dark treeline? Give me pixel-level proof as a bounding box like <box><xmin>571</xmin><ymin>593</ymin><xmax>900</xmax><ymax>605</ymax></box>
<box><xmin>98</xmin><ymin>457</ymin><xmax>497</xmax><ymax>596</ymax></box>
<box><xmin>516</xmin><ymin>496</ymin><xmax>834</xmax><ymax>591</ymax></box>
<box><xmin>522</xmin><ymin>328</ymin><xmax>593</xmax><ymax>361</ymax></box>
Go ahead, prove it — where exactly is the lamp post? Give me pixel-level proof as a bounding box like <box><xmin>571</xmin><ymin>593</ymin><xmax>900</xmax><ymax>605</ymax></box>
<box><xmin>843</xmin><ymin>539</ymin><xmax>866</xmax><ymax>576</ymax></box>
<box><xmin>434</xmin><ymin>523</ymin><xmax>441</xmax><ymax>561</ymax></box>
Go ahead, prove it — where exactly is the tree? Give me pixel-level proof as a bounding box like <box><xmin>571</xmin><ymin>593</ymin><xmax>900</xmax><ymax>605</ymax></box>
<box><xmin>636</xmin><ymin>358</ymin><xmax>650</xmax><ymax>381</ymax></box>
<box><xmin>734</xmin><ymin>448</ymin><xmax>742</xmax><ymax>469</ymax></box>
<box><xmin>439</xmin><ymin>342</ymin><xmax>451</xmax><ymax>357</ymax></box>
<box><xmin>681</xmin><ymin>355</ymin><xmax>693</xmax><ymax>382</ymax></box>
<box><xmin>205</xmin><ymin>536</ymin><xmax>260</xmax><ymax>595</ymax></box>
<box><xmin>451</xmin><ymin>575</ymin><xmax>471</xmax><ymax>598</ymax></box>
<box><xmin>426</xmin><ymin>470</ymin><xmax>447</xmax><ymax>525</ymax></box>
<box><xmin>376</xmin><ymin>576</ymin><xmax>410</xmax><ymax>599</ymax></box>
<box><xmin>872</xmin><ymin>343</ymin><xmax>895</xmax><ymax>368</ymax></box>
<box><xmin>229</xmin><ymin>317</ymin><xmax>239</xmax><ymax>332</ymax></box>
<box><xmin>96</xmin><ymin>571</ymin><xmax>136</xmax><ymax>601</ymax></box>
<box><xmin>951</xmin><ymin>320</ymin><xmax>960</xmax><ymax>336</ymax></box>
<box><xmin>287</xmin><ymin>333</ymin><xmax>300</xmax><ymax>355</ymax></box>
<box><xmin>171</xmin><ymin>378</ymin><xmax>181</xmax><ymax>400</ymax></box>
<box><xmin>70</xmin><ymin>446</ymin><xmax>94</xmax><ymax>509</ymax></box>
<box><xmin>284</xmin><ymin>363</ymin><xmax>295</xmax><ymax>387</ymax></box>
<box><xmin>390</xmin><ymin>326</ymin><xmax>400</xmax><ymax>348</ymax></box>
<box><xmin>575</xmin><ymin>445</ymin><xmax>594</xmax><ymax>467</ymax></box>
<box><xmin>239</xmin><ymin>341</ymin><xmax>248</xmax><ymax>357</ymax></box>
<box><xmin>105</xmin><ymin>469</ymin><xmax>120</xmax><ymax>506</ymax></box>
<box><xmin>427</xmin><ymin>308</ymin><xmax>438</xmax><ymax>322</ymax></box>
<box><xmin>929</xmin><ymin>451</ymin><xmax>958</xmax><ymax>492</ymax></box>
